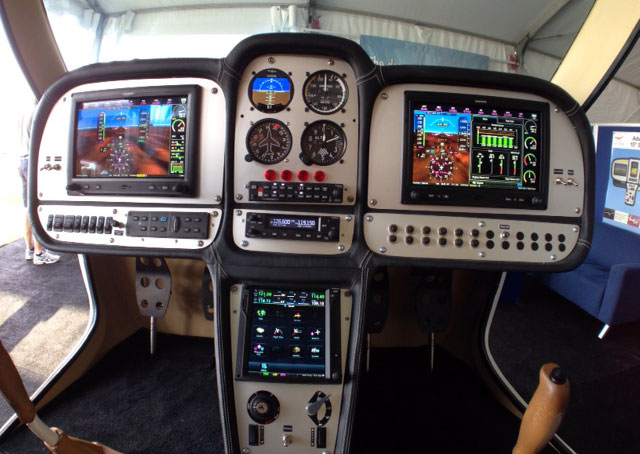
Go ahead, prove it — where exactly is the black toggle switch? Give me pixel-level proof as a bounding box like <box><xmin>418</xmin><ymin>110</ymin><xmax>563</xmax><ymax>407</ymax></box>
<box><xmin>248</xmin><ymin>424</ymin><xmax>259</xmax><ymax>446</ymax></box>
<box><xmin>316</xmin><ymin>427</ymin><xmax>327</xmax><ymax>449</ymax></box>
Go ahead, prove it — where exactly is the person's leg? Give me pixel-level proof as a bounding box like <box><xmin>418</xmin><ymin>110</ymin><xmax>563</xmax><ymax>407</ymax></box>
<box><xmin>19</xmin><ymin>157</ymin><xmax>36</xmax><ymax>259</ymax></box>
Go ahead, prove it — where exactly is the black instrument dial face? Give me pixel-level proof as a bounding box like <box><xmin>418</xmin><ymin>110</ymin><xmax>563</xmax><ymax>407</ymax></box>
<box><xmin>303</xmin><ymin>70</ymin><xmax>348</xmax><ymax>114</ymax></box>
<box><xmin>248</xmin><ymin>69</ymin><xmax>293</xmax><ymax>113</ymax></box>
<box><xmin>246</xmin><ymin>119</ymin><xmax>293</xmax><ymax>164</ymax></box>
<box><xmin>300</xmin><ymin>120</ymin><xmax>347</xmax><ymax>166</ymax></box>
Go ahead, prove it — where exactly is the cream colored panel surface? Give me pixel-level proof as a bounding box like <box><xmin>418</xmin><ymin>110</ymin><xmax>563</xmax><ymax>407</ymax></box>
<box><xmin>234</xmin><ymin>55</ymin><xmax>358</xmax><ymax>205</ymax></box>
<box><xmin>230</xmin><ymin>286</ymin><xmax>352</xmax><ymax>454</ymax></box>
<box><xmin>38</xmin><ymin>205</ymin><xmax>221</xmax><ymax>250</ymax></box>
<box><xmin>233</xmin><ymin>209</ymin><xmax>355</xmax><ymax>255</ymax></box>
<box><xmin>37</xmin><ymin>77</ymin><xmax>225</xmax><ymax>205</ymax></box>
<box><xmin>364</xmin><ymin>212</ymin><xmax>580</xmax><ymax>263</ymax></box>
<box><xmin>367</xmin><ymin>84</ymin><xmax>585</xmax><ymax>217</ymax></box>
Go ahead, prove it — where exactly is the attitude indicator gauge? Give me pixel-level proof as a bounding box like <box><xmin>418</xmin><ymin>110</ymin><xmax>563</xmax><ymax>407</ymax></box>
<box><xmin>246</xmin><ymin>119</ymin><xmax>293</xmax><ymax>164</ymax></box>
<box><xmin>249</xmin><ymin>69</ymin><xmax>293</xmax><ymax>113</ymax></box>
<box><xmin>300</xmin><ymin>120</ymin><xmax>346</xmax><ymax>166</ymax></box>
<box><xmin>303</xmin><ymin>70</ymin><xmax>349</xmax><ymax>114</ymax></box>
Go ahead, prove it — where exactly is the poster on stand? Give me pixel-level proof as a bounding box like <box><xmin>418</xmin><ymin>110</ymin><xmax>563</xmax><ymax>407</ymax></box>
<box><xmin>603</xmin><ymin>131</ymin><xmax>640</xmax><ymax>234</ymax></box>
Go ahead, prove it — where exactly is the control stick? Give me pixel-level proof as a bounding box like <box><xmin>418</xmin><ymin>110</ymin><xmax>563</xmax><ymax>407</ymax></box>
<box><xmin>513</xmin><ymin>363</ymin><xmax>570</xmax><ymax>454</ymax></box>
<box><xmin>0</xmin><ymin>339</ymin><xmax>123</xmax><ymax>453</ymax></box>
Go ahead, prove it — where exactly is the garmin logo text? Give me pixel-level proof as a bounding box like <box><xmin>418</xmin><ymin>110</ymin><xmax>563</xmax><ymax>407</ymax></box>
<box><xmin>475</xmin><ymin>99</ymin><xmax>487</xmax><ymax>104</ymax></box>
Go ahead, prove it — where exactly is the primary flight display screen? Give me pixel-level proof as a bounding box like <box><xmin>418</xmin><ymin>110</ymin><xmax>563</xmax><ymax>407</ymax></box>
<box><xmin>402</xmin><ymin>92</ymin><xmax>548</xmax><ymax>209</ymax></box>
<box><xmin>237</xmin><ymin>287</ymin><xmax>341</xmax><ymax>383</ymax></box>
<box><xmin>68</xmin><ymin>85</ymin><xmax>198</xmax><ymax>196</ymax></box>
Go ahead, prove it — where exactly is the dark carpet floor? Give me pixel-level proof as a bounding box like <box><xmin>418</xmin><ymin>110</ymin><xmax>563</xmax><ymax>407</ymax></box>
<box><xmin>351</xmin><ymin>345</ymin><xmax>544</xmax><ymax>454</ymax></box>
<box><xmin>0</xmin><ymin>331</ymin><xmax>223</xmax><ymax>454</ymax></box>
<box><xmin>490</xmin><ymin>274</ymin><xmax>640</xmax><ymax>454</ymax></box>
<box><xmin>0</xmin><ymin>240</ymin><xmax>88</xmax><ymax>424</ymax></box>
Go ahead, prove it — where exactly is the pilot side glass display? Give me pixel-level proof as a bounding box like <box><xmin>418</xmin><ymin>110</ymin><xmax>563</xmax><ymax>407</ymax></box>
<box><xmin>69</xmin><ymin>85</ymin><xmax>198</xmax><ymax>196</ymax></box>
<box><xmin>402</xmin><ymin>92</ymin><xmax>549</xmax><ymax>209</ymax></box>
<box><xmin>237</xmin><ymin>287</ymin><xmax>341</xmax><ymax>383</ymax></box>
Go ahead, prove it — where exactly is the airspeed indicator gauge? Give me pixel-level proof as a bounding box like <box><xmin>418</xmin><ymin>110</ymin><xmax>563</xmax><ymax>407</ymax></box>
<box><xmin>246</xmin><ymin>119</ymin><xmax>293</xmax><ymax>164</ymax></box>
<box><xmin>303</xmin><ymin>70</ymin><xmax>348</xmax><ymax>114</ymax></box>
<box><xmin>300</xmin><ymin>120</ymin><xmax>346</xmax><ymax>166</ymax></box>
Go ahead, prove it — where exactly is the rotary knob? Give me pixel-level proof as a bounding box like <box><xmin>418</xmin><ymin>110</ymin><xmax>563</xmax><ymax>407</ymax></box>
<box><xmin>247</xmin><ymin>391</ymin><xmax>280</xmax><ymax>425</ymax></box>
<box><xmin>306</xmin><ymin>391</ymin><xmax>332</xmax><ymax>427</ymax></box>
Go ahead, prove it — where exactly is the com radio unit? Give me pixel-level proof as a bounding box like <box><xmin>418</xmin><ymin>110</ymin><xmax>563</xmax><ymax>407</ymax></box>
<box><xmin>402</xmin><ymin>91</ymin><xmax>549</xmax><ymax>209</ymax></box>
<box><xmin>66</xmin><ymin>85</ymin><xmax>199</xmax><ymax>197</ymax></box>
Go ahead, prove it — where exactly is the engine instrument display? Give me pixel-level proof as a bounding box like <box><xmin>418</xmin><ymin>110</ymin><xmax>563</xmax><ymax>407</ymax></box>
<box><xmin>300</xmin><ymin>120</ymin><xmax>347</xmax><ymax>166</ymax></box>
<box><xmin>402</xmin><ymin>91</ymin><xmax>548</xmax><ymax>209</ymax></box>
<box><xmin>246</xmin><ymin>119</ymin><xmax>293</xmax><ymax>164</ymax></box>
<box><xmin>249</xmin><ymin>68</ymin><xmax>293</xmax><ymax>113</ymax></box>
<box><xmin>303</xmin><ymin>70</ymin><xmax>348</xmax><ymax>114</ymax></box>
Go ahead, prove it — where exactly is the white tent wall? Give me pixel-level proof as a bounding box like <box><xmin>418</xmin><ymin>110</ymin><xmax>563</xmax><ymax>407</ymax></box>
<box><xmin>587</xmin><ymin>79</ymin><xmax>640</xmax><ymax>123</ymax></box>
<box><xmin>41</xmin><ymin>2</ymin><xmax>639</xmax><ymax>124</ymax></box>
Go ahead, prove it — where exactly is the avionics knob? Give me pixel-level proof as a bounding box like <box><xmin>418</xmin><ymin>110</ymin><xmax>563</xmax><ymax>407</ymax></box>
<box><xmin>247</xmin><ymin>391</ymin><xmax>280</xmax><ymax>425</ymax></box>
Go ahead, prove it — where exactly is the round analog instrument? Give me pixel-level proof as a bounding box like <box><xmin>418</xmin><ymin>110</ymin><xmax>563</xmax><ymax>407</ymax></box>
<box><xmin>248</xmin><ymin>68</ymin><xmax>293</xmax><ymax>113</ymax></box>
<box><xmin>429</xmin><ymin>154</ymin><xmax>454</xmax><ymax>181</ymax></box>
<box><xmin>300</xmin><ymin>120</ymin><xmax>346</xmax><ymax>166</ymax></box>
<box><xmin>246</xmin><ymin>119</ymin><xmax>293</xmax><ymax>164</ymax></box>
<box><xmin>303</xmin><ymin>70</ymin><xmax>348</xmax><ymax>114</ymax></box>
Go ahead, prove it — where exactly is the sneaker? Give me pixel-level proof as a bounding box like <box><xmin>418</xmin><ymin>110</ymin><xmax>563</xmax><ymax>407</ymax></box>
<box><xmin>33</xmin><ymin>250</ymin><xmax>61</xmax><ymax>265</ymax></box>
<box><xmin>25</xmin><ymin>248</ymin><xmax>35</xmax><ymax>260</ymax></box>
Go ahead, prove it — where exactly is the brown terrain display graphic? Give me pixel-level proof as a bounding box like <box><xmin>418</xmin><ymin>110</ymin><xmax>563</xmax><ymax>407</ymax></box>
<box><xmin>251</xmin><ymin>90</ymin><xmax>290</xmax><ymax>107</ymax></box>
<box><xmin>412</xmin><ymin>132</ymin><xmax>469</xmax><ymax>184</ymax></box>
<box><xmin>75</xmin><ymin>125</ymin><xmax>171</xmax><ymax>177</ymax></box>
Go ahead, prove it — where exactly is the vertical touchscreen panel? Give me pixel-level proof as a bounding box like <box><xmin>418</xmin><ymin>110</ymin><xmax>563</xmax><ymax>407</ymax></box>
<box><xmin>245</xmin><ymin>288</ymin><xmax>328</xmax><ymax>379</ymax></box>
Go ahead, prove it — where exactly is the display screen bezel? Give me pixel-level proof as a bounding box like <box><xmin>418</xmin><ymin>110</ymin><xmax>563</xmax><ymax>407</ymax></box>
<box><xmin>67</xmin><ymin>85</ymin><xmax>199</xmax><ymax>197</ymax></box>
<box><xmin>235</xmin><ymin>285</ymin><xmax>342</xmax><ymax>384</ymax></box>
<box><xmin>401</xmin><ymin>91</ymin><xmax>549</xmax><ymax>209</ymax></box>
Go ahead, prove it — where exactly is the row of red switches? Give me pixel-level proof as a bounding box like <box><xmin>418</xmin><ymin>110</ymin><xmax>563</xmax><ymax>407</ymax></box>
<box><xmin>264</xmin><ymin>169</ymin><xmax>326</xmax><ymax>182</ymax></box>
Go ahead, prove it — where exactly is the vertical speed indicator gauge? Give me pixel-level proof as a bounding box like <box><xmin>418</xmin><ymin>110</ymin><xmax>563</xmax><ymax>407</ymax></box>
<box><xmin>246</xmin><ymin>119</ymin><xmax>293</xmax><ymax>164</ymax></box>
<box><xmin>300</xmin><ymin>120</ymin><xmax>347</xmax><ymax>166</ymax></box>
<box><xmin>249</xmin><ymin>69</ymin><xmax>293</xmax><ymax>113</ymax></box>
<box><xmin>303</xmin><ymin>70</ymin><xmax>348</xmax><ymax>114</ymax></box>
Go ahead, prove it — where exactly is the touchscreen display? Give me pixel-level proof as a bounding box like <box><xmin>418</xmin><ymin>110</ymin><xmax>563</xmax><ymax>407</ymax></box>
<box><xmin>409</xmin><ymin>101</ymin><xmax>541</xmax><ymax>191</ymax></box>
<box><xmin>246</xmin><ymin>288</ymin><xmax>327</xmax><ymax>379</ymax></box>
<box><xmin>73</xmin><ymin>94</ymin><xmax>189</xmax><ymax>179</ymax></box>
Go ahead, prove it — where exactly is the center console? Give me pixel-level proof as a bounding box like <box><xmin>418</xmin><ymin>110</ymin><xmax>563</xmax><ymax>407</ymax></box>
<box><xmin>230</xmin><ymin>285</ymin><xmax>352</xmax><ymax>453</ymax></box>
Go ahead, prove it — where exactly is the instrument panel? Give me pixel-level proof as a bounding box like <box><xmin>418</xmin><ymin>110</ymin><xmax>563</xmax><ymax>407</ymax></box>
<box><xmin>29</xmin><ymin>34</ymin><xmax>592</xmax><ymax>268</ymax></box>
<box><xmin>233</xmin><ymin>55</ymin><xmax>359</xmax><ymax>207</ymax></box>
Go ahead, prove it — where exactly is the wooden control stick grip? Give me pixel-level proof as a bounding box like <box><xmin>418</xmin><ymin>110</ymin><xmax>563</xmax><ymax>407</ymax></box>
<box><xmin>513</xmin><ymin>363</ymin><xmax>570</xmax><ymax>454</ymax></box>
<box><xmin>0</xmin><ymin>339</ymin><xmax>36</xmax><ymax>424</ymax></box>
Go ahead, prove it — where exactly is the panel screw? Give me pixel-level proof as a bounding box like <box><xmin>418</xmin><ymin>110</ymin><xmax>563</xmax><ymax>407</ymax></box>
<box><xmin>378</xmin><ymin>246</ymin><xmax>386</xmax><ymax>253</ymax></box>
<box><xmin>110</xmin><ymin>238</ymin><xmax>115</xmax><ymax>243</ymax></box>
<box><xmin>198</xmin><ymin>241</ymin><xmax>204</xmax><ymax>247</ymax></box>
<box><xmin>113</xmin><ymin>209</ymin><xmax>117</xmax><ymax>214</ymax></box>
<box><xmin>478</xmin><ymin>251</ymin><xmax>486</xmax><ymax>257</ymax></box>
<box><xmin>211</xmin><ymin>87</ymin><xmax>218</xmax><ymax>94</ymax></box>
<box><xmin>381</xmin><ymin>93</ymin><xmax>388</xmax><ymax>100</ymax></box>
<box><xmin>241</xmin><ymin>240</ymin><xmax>249</xmax><ymax>247</ymax></box>
<box><xmin>572</xmin><ymin>226</ymin><xmax>578</xmax><ymax>232</ymax></box>
<box><xmin>345</xmin><ymin>290</ymin><xmax>352</xmax><ymax>297</ymax></box>
<box><xmin>55</xmin><ymin>234</ymin><xmax>59</xmax><ymax>239</ymax></box>
<box><xmin>236</xmin><ymin>210</ymin><xmax>242</xmax><ymax>216</ymax></box>
<box><xmin>236</xmin><ymin>194</ymin><xmax>243</xmax><ymax>201</ymax></box>
<box><xmin>370</xmin><ymin>199</ymin><xmax>377</xmax><ymax>206</ymax></box>
<box><xmin>38</xmin><ymin>207</ymin><xmax>42</xmax><ymax>212</ymax></box>
<box><xmin>39</xmin><ymin>192</ymin><xmax>43</xmax><ymax>197</ymax></box>
<box><xmin>550</xmin><ymin>254</ymin><xmax>557</xmax><ymax>261</ymax></box>
<box><xmin>575</xmin><ymin>207</ymin><xmax>581</xmax><ymax>214</ymax></box>
<box><xmin>268</xmin><ymin>56</ymin><xmax>275</xmax><ymax>64</ymax></box>
<box><xmin>215</xmin><ymin>195</ymin><xmax>222</xmax><ymax>202</ymax></box>
<box><xmin>242</xmin><ymin>449</ymin><xmax>250</xmax><ymax>454</ymax></box>
<box><xmin>478</xmin><ymin>221</ymin><xmax>486</xmax><ymax>227</ymax></box>
<box><xmin>338</xmin><ymin>244</ymin><xmax>345</xmax><ymax>251</ymax></box>
<box><xmin>347</xmin><ymin>196</ymin><xmax>354</xmax><ymax>203</ymax></box>
<box><xmin>345</xmin><ymin>215</ymin><xmax>352</xmax><ymax>221</ymax></box>
<box><xmin>328</xmin><ymin>59</ymin><xmax>334</xmax><ymax>65</ymax></box>
<box><xmin>231</xmin><ymin>286</ymin><xmax>239</xmax><ymax>293</ymax></box>
<box><xmin>366</xmin><ymin>215</ymin><xmax>373</xmax><ymax>222</ymax></box>
<box><xmin>554</xmin><ymin>107</ymin><xmax>559</xmax><ymax>112</ymax></box>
